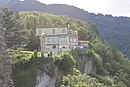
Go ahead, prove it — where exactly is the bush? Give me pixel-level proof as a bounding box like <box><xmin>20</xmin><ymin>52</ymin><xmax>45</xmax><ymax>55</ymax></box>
<box><xmin>89</xmin><ymin>72</ymin><xmax>113</xmax><ymax>86</ymax></box>
<box><xmin>61</xmin><ymin>74</ymin><xmax>109</xmax><ymax>87</ymax></box>
<box><xmin>54</xmin><ymin>52</ymin><xmax>76</xmax><ymax>74</ymax></box>
<box><xmin>33</xmin><ymin>50</ymin><xmax>37</xmax><ymax>58</ymax></box>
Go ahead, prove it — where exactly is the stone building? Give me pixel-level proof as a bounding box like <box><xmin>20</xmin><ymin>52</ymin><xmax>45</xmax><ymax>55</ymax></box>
<box><xmin>36</xmin><ymin>26</ymin><xmax>78</xmax><ymax>54</ymax></box>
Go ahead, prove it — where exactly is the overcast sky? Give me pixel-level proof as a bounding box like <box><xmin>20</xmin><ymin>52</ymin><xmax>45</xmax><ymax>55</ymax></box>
<box><xmin>37</xmin><ymin>0</ymin><xmax>130</xmax><ymax>17</ymax></box>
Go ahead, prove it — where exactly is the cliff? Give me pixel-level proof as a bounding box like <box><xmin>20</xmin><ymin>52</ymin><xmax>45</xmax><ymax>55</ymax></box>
<box><xmin>35</xmin><ymin>50</ymin><xmax>95</xmax><ymax>87</ymax></box>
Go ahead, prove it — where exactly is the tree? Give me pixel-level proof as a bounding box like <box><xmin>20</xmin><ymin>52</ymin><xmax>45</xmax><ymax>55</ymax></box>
<box><xmin>1</xmin><ymin>7</ymin><xmax>28</xmax><ymax>48</ymax></box>
<box><xmin>25</xmin><ymin>30</ymin><xmax>39</xmax><ymax>50</ymax></box>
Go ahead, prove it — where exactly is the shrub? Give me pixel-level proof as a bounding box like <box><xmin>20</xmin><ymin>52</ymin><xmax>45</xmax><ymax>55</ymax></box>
<box><xmin>33</xmin><ymin>50</ymin><xmax>37</xmax><ymax>58</ymax></box>
<box><xmin>54</xmin><ymin>52</ymin><xmax>76</xmax><ymax>74</ymax></box>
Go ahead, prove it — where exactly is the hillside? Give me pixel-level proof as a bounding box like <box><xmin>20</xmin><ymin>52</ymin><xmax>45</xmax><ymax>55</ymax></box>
<box><xmin>0</xmin><ymin>0</ymin><xmax>130</xmax><ymax>58</ymax></box>
<box><xmin>0</xmin><ymin>6</ymin><xmax>130</xmax><ymax>86</ymax></box>
<box><xmin>11</xmin><ymin>11</ymin><xmax>130</xmax><ymax>87</ymax></box>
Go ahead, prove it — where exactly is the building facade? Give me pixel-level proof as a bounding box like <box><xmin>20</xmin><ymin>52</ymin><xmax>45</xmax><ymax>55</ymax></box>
<box><xmin>36</xmin><ymin>27</ymin><xmax>78</xmax><ymax>54</ymax></box>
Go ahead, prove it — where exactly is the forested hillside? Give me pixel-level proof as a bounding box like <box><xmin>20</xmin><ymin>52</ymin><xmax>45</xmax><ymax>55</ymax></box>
<box><xmin>89</xmin><ymin>14</ymin><xmax>130</xmax><ymax>58</ymax></box>
<box><xmin>0</xmin><ymin>0</ymin><xmax>130</xmax><ymax>58</ymax></box>
<box><xmin>0</xmin><ymin>7</ymin><xmax>130</xmax><ymax>87</ymax></box>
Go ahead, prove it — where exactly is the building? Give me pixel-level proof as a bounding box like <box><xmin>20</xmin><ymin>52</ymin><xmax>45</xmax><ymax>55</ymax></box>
<box><xmin>78</xmin><ymin>40</ymin><xmax>90</xmax><ymax>49</ymax></box>
<box><xmin>36</xmin><ymin>26</ymin><xmax>78</xmax><ymax>54</ymax></box>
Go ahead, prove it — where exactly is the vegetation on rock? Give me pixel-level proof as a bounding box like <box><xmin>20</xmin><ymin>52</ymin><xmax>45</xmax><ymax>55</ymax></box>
<box><xmin>0</xmin><ymin>0</ymin><xmax>130</xmax><ymax>58</ymax></box>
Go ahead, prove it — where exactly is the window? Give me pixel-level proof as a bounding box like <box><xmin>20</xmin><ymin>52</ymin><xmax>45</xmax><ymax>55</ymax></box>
<box><xmin>63</xmin><ymin>37</ymin><xmax>67</xmax><ymax>42</ymax></box>
<box><xmin>70</xmin><ymin>38</ymin><xmax>73</xmax><ymax>42</ymax></box>
<box><xmin>64</xmin><ymin>37</ymin><xmax>67</xmax><ymax>42</ymax></box>
<box><xmin>48</xmin><ymin>38</ymin><xmax>51</xmax><ymax>43</ymax></box>
<box><xmin>74</xmin><ymin>38</ymin><xmax>77</xmax><ymax>42</ymax></box>
<box><xmin>74</xmin><ymin>38</ymin><xmax>76</xmax><ymax>42</ymax></box>
<box><xmin>52</xmin><ymin>38</ymin><xmax>56</xmax><ymax>42</ymax></box>
<box><xmin>52</xmin><ymin>29</ymin><xmax>55</xmax><ymax>34</ymax></box>
<box><xmin>62</xmin><ymin>29</ymin><xmax>66</xmax><ymax>33</ymax></box>
<box><xmin>59</xmin><ymin>37</ymin><xmax>67</xmax><ymax>42</ymax></box>
<box><xmin>59</xmin><ymin>37</ymin><xmax>62</xmax><ymax>42</ymax></box>
<box><xmin>53</xmin><ymin>45</ymin><xmax>56</xmax><ymax>49</ymax></box>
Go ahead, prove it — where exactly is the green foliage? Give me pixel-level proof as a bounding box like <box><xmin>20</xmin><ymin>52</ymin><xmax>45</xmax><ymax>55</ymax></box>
<box><xmin>11</xmin><ymin>49</ymin><xmax>46</xmax><ymax>87</ymax></box>
<box><xmin>33</xmin><ymin>50</ymin><xmax>37</xmax><ymax>58</ymax></box>
<box><xmin>0</xmin><ymin>9</ymin><xmax>99</xmax><ymax>50</ymax></box>
<box><xmin>116</xmin><ymin>70</ymin><xmax>129</xmax><ymax>87</ymax></box>
<box><xmin>94</xmin><ymin>15</ymin><xmax>130</xmax><ymax>58</ymax></box>
<box><xmin>61</xmin><ymin>53</ymin><xmax>76</xmax><ymax>74</ymax></box>
<box><xmin>12</xmin><ymin>64</ymin><xmax>37</xmax><ymax>87</ymax></box>
<box><xmin>87</xmin><ymin>49</ymin><xmax>109</xmax><ymax>75</ymax></box>
<box><xmin>61</xmin><ymin>74</ymin><xmax>109</xmax><ymax>87</ymax></box>
<box><xmin>90</xmin><ymin>39</ymin><xmax>130</xmax><ymax>86</ymax></box>
<box><xmin>19</xmin><ymin>11</ymin><xmax>99</xmax><ymax>42</ymax></box>
<box><xmin>1</xmin><ymin>0</ymin><xmax>130</xmax><ymax>58</ymax></box>
<box><xmin>4</xmin><ymin>9</ymin><xmax>130</xmax><ymax>87</ymax></box>
<box><xmin>8</xmin><ymin>50</ymin><xmax>32</xmax><ymax>64</ymax></box>
<box><xmin>0</xmin><ymin>7</ymin><xmax>29</xmax><ymax>48</ymax></box>
<box><xmin>8</xmin><ymin>49</ymin><xmax>41</xmax><ymax>64</ymax></box>
<box><xmin>25</xmin><ymin>30</ymin><xmax>39</xmax><ymax>50</ymax></box>
<box><xmin>0</xmin><ymin>10</ymin><xmax>98</xmax><ymax>50</ymax></box>
<box><xmin>54</xmin><ymin>52</ymin><xmax>76</xmax><ymax>74</ymax></box>
<box><xmin>89</xmin><ymin>72</ymin><xmax>113</xmax><ymax>86</ymax></box>
<box><xmin>72</xmin><ymin>48</ymin><xmax>89</xmax><ymax>69</ymax></box>
<box><xmin>71</xmin><ymin>68</ymin><xmax>81</xmax><ymax>75</ymax></box>
<box><xmin>67</xmin><ymin>40</ymin><xmax>130</xmax><ymax>87</ymax></box>
<box><xmin>10</xmin><ymin>45</ymin><xmax>130</xmax><ymax>87</ymax></box>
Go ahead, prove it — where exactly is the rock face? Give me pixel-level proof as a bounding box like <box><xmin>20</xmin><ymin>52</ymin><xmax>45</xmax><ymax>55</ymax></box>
<box><xmin>36</xmin><ymin>66</ymin><xmax>62</xmax><ymax>87</ymax></box>
<box><xmin>76</xmin><ymin>55</ymin><xmax>95</xmax><ymax>74</ymax></box>
<box><xmin>35</xmin><ymin>58</ymin><xmax>95</xmax><ymax>87</ymax></box>
<box><xmin>84</xmin><ymin>59</ymin><xmax>96</xmax><ymax>74</ymax></box>
<box><xmin>36</xmin><ymin>73</ymin><xmax>55</xmax><ymax>87</ymax></box>
<box><xmin>0</xmin><ymin>13</ymin><xmax>14</xmax><ymax>87</ymax></box>
<box><xmin>35</xmin><ymin>54</ymin><xmax>95</xmax><ymax>87</ymax></box>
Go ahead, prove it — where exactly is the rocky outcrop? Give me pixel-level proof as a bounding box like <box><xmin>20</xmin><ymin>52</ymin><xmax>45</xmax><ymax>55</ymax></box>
<box><xmin>35</xmin><ymin>57</ymin><xmax>95</xmax><ymax>87</ymax></box>
<box><xmin>35</xmin><ymin>50</ymin><xmax>95</xmax><ymax>87</ymax></box>
<box><xmin>36</xmin><ymin>65</ymin><xmax>63</xmax><ymax>87</ymax></box>
<box><xmin>84</xmin><ymin>59</ymin><xmax>96</xmax><ymax>74</ymax></box>
<box><xmin>76</xmin><ymin>55</ymin><xmax>95</xmax><ymax>74</ymax></box>
<box><xmin>0</xmin><ymin>13</ymin><xmax>14</xmax><ymax>87</ymax></box>
<box><xmin>36</xmin><ymin>73</ymin><xmax>56</xmax><ymax>87</ymax></box>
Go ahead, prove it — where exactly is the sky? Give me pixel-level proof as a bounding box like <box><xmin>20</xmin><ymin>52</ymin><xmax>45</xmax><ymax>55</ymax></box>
<box><xmin>37</xmin><ymin>0</ymin><xmax>130</xmax><ymax>17</ymax></box>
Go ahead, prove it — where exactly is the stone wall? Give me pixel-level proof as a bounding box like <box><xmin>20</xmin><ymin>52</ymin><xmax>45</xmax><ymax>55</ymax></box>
<box><xmin>0</xmin><ymin>13</ymin><xmax>14</xmax><ymax>87</ymax></box>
